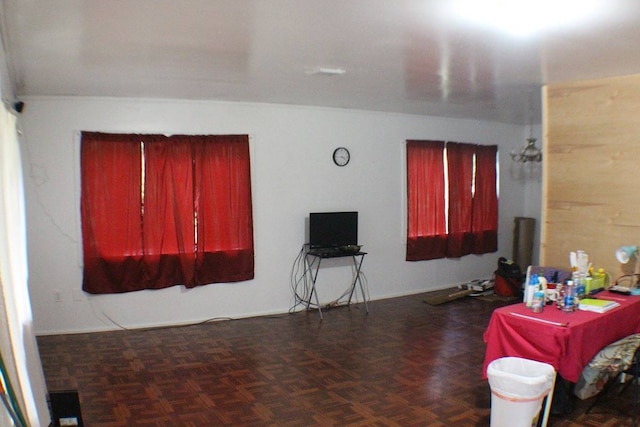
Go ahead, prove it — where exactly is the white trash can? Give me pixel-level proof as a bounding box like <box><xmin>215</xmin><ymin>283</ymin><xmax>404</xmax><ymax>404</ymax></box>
<box><xmin>487</xmin><ymin>357</ymin><xmax>556</xmax><ymax>427</ymax></box>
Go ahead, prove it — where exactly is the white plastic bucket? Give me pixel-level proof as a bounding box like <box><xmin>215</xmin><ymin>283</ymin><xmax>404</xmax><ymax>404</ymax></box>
<box><xmin>487</xmin><ymin>357</ymin><xmax>555</xmax><ymax>427</ymax></box>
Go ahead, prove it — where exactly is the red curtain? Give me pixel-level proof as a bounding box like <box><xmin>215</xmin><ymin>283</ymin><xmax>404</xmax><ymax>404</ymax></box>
<box><xmin>446</xmin><ymin>142</ymin><xmax>476</xmax><ymax>258</ymax></box>
<box><xmin>471</xmin><ymin>144</ymin><xmax>498</xmax><ymax>254</ymax></box>
<box><xmin>142</xmin><ymin>136</ymin><xmax>197</xmax><ymax>288</ymax></box>
<box><xmin>193</xmin><ymin>135</ymin><xmax>254</xmax><ymax>284</ymax></box>
<box><xmin>81</xmin><ymin>133</ymin><xmax>144</xmax><ymax>288</ymax></box>
<box><xmin>80</xmin><ymin>132</ymin><xmax>254</xmax><ymax>294</ymax></box>
<box><xmin>406</xmin><ymin>140</ymin><xmax>447</xmax><ymax>261</ymax></box>
<box><xmin>406</xmin><ymin>140</ymin><xmax>498</xmax><ymax>261</ymax></box>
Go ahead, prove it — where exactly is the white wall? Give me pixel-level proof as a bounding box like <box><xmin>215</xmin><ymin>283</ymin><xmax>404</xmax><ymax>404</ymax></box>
<box><xmin>507</xmin><ymin>123</ymin><xmax>543</xmax><ymax>266</ymax></box>
<box><xmin>523</xmin><ymin>124</ymin><xmax>543</xmax><ymax>266</ymax></box>
<box><xmin>20</xmin><ymin>96</ymin><xmax>539</xmax><ymax>334</ymax></box>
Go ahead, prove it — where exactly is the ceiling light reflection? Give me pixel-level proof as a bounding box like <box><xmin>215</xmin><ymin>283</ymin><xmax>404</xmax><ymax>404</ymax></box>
<box><xmin>451</xmin><ymin>0</ymin><xmax>604</xmax><ymax>37</ymax></box>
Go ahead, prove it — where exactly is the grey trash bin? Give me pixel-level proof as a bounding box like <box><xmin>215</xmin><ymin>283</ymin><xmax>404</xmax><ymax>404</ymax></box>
<box><xmin>487</xmin><ymin>357</ymin><xmax>555</xmax><ymax>427</ymax></box>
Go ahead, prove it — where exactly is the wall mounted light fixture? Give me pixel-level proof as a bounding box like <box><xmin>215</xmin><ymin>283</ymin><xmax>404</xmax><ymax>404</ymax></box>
<box><xmin>511</xmin><ymin>137</ymin><xmax>542</xmax><ymax>163</ymax></box>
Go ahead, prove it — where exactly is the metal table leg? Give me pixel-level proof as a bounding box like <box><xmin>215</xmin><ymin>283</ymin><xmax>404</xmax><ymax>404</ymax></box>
<box><xmin>347</xmin><ymin>253</ymin><xmax>368</xmax><ymax>313</ymax></box>
<box><xmin>305</xmin><ymin>254</ymin><xmax>323</xmax><ymax>319</ymax></box>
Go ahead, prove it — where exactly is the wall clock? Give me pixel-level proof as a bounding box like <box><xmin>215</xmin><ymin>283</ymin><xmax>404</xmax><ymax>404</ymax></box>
<box><xmin>332</xmin><ymin>147</ymin><xmax>350</xmax><ymax>166</ymax></box>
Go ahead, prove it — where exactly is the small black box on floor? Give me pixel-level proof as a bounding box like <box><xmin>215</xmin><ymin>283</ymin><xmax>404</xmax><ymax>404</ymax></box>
<box><xmin>49</xmin><ymin>390</ymin><xmax>84</xmax><ymax>427</ymax></box>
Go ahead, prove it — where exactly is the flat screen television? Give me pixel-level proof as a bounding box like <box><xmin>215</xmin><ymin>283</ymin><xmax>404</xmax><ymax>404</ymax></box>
<box><xmin>309</xmin><ymin>211</ymin><xmax>358</xmax><ymax>249</ymax></box>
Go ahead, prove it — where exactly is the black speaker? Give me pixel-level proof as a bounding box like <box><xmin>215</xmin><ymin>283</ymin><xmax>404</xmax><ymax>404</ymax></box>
<box><xmin>49</xmin><ymin>390</ymin><xmax>84</xmax><ymax>427</ymax></box>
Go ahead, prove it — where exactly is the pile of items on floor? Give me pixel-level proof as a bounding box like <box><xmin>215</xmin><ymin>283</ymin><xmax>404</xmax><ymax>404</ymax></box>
<box><xmin>459</xmin><ymin>257</ymin><xmax>525</xmax><ymax>298</ymax></box>
<box><xmin>459</xmin><ymin>278</ymin><xmax>496</xmax><ymax>297</ymax></box>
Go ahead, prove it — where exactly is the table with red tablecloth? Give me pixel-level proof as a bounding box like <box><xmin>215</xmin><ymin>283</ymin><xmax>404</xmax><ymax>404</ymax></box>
<box><xmin>483</xmin><ymin>291</ymin><xmax>640</xmax><ymax>383</ymax></box>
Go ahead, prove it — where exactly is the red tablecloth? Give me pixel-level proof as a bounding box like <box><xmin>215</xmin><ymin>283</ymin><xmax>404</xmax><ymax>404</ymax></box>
<box><xmin>483</xmin><ymin>291</ymin><xmax>640</xmax><ymax>382</ymax></box>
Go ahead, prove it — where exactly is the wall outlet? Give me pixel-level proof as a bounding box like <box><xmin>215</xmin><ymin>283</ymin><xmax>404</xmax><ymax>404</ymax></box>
<box><xmin>54</xmin><ymin>289</ymin><xmax>62</xmax><ymax>302</ymax></box>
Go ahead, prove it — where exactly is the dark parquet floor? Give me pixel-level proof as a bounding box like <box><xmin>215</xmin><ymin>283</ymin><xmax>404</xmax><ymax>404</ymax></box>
<box><xmin>37</xmin><ymin>293</ymin><xmax>637</xmax><ymax>426</ymax></box>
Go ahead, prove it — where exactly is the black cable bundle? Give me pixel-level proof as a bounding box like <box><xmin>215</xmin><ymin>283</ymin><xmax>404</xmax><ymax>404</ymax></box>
<box><xmin>288</xmin><ymin>244</ymin><xmax>369</xmax><ymax>313</ymax></box>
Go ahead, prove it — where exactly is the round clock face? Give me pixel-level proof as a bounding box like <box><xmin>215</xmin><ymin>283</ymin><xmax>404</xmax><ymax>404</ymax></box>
<box><xmin>333</xmin><ymin>147</ymin><xmax>350</xmax><ymax>166</ymax></box>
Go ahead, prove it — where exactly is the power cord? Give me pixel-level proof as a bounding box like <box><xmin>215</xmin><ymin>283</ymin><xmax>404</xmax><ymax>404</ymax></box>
<box><xmin>288</xmin><ymin>244</ymin><xmax>369</xmax><ymax>313</ymax></box>
<box><xmin>289</xmin><ymin>244</ymin><xmax>314</xmax><ymax>313</ymax></box>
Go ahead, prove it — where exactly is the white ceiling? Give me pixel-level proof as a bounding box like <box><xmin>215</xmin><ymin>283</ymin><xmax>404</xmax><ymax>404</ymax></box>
<box><xmin>2</xmin><ymin>0</ymin><xmax>640</xmax><ymax>125</ymax></box>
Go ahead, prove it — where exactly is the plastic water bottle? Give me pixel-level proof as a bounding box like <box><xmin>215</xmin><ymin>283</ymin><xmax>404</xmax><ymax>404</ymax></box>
<box><xmin>574</xmin><ymin>272</ymin><xmax>586</xmax><ymax>299</ymax></box>
<box><xmin>525</xmin><ymin>274</ymin><xmax>540</xmax><ymax>307</ymax></box>
<box><xmin>562</xmin><ymin>280</ymin><xmax>577</xmax><ymax>312</ymax></box>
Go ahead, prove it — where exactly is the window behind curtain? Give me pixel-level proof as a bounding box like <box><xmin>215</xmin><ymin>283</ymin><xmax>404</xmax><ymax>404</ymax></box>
<box><xmin>406</xmin><ymin>140</ymin><xmax>498</xmax><ymax>261</ymax></box>
<box><xmin>80</xmin><ymin>132</ymin><xmax>254</xmax><ymax>294</ymax></box>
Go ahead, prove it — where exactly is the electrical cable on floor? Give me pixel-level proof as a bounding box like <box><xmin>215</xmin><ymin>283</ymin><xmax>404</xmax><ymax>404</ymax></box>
<box><xmin>289</xmin><ymin>244</ymin><xmax>315</xmax><ymax>313</ymax></box>
<box><xmin>289</xmin><ymin>244</ymin><xmax>370</xmax><ymax>313</ymax></box>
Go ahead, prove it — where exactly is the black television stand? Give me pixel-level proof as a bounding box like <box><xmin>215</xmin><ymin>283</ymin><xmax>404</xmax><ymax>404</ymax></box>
<box><xmin>304</xmin><ymin>248</ymin><xmax>368</xmax><ymax>319</ymax></box>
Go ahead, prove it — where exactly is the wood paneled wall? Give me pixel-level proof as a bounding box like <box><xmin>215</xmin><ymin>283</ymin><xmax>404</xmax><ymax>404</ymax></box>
<box><xmin>542</xmin><ymin>74</ymin><xmax>640</xmax><ymax>279</ymax></box>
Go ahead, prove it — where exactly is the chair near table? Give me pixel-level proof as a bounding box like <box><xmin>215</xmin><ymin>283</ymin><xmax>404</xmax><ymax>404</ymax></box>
<box><xmin>576</xmin><ymin>333</ymin><xmax>640</xmax><ymax>426</ymax></box>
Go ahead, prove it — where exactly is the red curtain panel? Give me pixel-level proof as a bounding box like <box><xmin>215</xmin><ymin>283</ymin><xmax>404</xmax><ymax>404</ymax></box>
<box><xmin>406</xmin><ymin>140</ymin><xmax>447</xmax><ymax>261</ymax></box>
<box><xmin>80</xmin><ymin>132</ymin><xmax>254</xmax><ymax>294</ymax></box>
<box><xmin>471</xmin><ymin>144</ymin><xmax>498</xmax><ymax>254</ymax></box>
<box><xmin>406</xmin><ymin>140</ymin><xmax>498</xmax><ymax>261</ymax></box>
<box><xmin>446</xmin><ymin>142</ymin><xmax>475</xmax><ymax>258</ymax></box>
